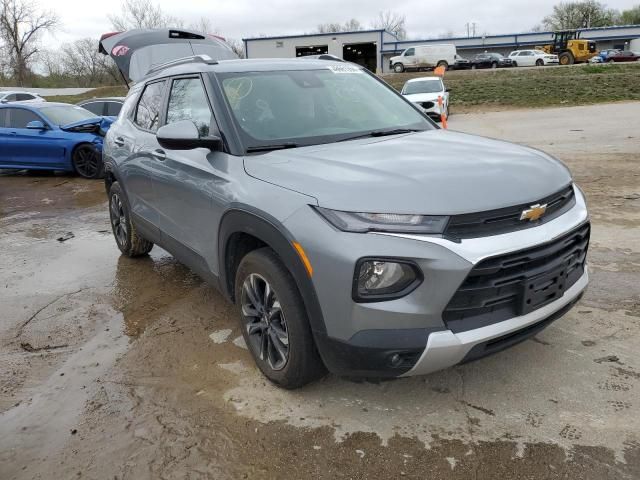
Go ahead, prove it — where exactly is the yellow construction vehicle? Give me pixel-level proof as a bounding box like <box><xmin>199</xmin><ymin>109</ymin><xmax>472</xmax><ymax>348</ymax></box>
<box><xmin>538</xmin><ymin>30</ymin><xmax>597</xmax><ymax>65</ymax></box>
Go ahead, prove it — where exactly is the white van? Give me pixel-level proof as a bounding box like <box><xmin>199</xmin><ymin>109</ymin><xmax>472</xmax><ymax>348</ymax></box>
<box><xmin>389</xmin><ymin>44</ymin><xmax>457</xmax><ymax>73</ymax></box>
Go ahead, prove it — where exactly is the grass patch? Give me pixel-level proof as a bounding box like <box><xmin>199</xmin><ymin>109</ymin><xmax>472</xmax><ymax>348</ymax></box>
<box><xmin>43</xmin><ymin>85</ymin><xmax>128</xmax><ymax>104</ymax></box>
<box><xmin>382</xmin><ymin>63</ymin><xmax>640</xmax><ymax>110</ymax></box>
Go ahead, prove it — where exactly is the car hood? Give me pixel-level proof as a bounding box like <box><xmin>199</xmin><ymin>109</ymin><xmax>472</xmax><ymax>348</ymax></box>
<box><xmin>403</xmin><ymin>92</ymin><xmax>443</xmax><ymax>103</ymax></box>
<box><xmin>60</xmin><ymin>116</ymin><xmax>114</xmax><ymax>137</ymax></box>
<box><xmin>243</xmin><ymin>130</ymin><xmax>572</xmax><ymax>215</ymax></box>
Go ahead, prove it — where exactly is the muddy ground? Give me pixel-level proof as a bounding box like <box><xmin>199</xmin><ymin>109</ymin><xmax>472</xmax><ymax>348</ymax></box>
<box><xmin>0</xmin><ymin>102</ymin><xmax>639</xmax><ymax>479</ymax></box>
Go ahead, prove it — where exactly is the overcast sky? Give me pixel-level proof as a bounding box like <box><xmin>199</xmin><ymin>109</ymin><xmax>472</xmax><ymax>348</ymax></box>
<box><xmin>44</xmin><ymin>0</ymin><xmax>639</xmax><ymax>46</ymax></box>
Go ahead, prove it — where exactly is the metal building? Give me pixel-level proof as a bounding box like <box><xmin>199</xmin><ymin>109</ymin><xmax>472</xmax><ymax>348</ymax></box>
<box><xmin>244</xmin><ymin>24</ymin><xmax>640</xmax><ymax>73</ymax></box>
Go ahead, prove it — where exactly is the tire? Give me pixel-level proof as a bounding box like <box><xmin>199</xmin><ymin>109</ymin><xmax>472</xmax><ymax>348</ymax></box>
<box><xmin>491</xmin><ymin>62</ymin><xmax>498</xmax><ymax>69</ymax></box>
<box><xmin>108</xmin><ymin>182</ymin><xmax>154</xmax><ymax>257</ymax></box>
<box><xmin>536</xmin><ymin>59</ymin><xmax>544</xmax><ymax>66</ymax></box>
<box><xmin>436</xmin><ymin>61</ymin><xmax>448</xmax><ymax>70</ymax></box>
<box><xmin>393</xmin><ymin>63</ymin><xmax>404</xmax><ymax>73</ymax></box>
<box><xmin>235</xmin><ymin>248</ymin><xmax>326</xmax><ymax>389</ymax></box>
<box><xmin>559</xmin><ymin>52</ymin><xmax>574</xmax><ymax>65</ymax></box>
<box><xmin>512</xmin><ymin>61</ymin><xmax>518</xmax><ymax>67</ymax></box>
<box><xmin>471</xmin><ymin>64</ymin><xmax>477</xmax><ymax>70</ymax></box>
<box><xmin>72</xmin><ymin>143</ymin><xmax>104</xmax><ymax>179</ymax></box>
<box><xmin>607</xmin><ymin>58</ymin><xmax>615</xmax><ymax>63</ymax></box>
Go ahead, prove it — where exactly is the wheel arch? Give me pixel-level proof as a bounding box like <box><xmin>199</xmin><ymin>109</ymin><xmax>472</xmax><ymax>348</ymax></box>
<box><xmin>218</xmin><ymin>208</ymin><xmax>327</xmax><ymax>335</ymax></box>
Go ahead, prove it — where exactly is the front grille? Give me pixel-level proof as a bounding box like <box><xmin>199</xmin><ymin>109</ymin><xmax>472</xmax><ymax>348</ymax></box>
<box><xmin>442</xmin><ymin>222</ymin><xmax>589</xmax><ymax>333</ymax></box>
<box><xmin>445</xmin><ymin>185</ymin><xmax>575</xmax><ymax>240</ymax></box>
<box><xmin>420</xmin><ymin>101</ymin><xmax>435</xmax><ymax>109</ymax></box>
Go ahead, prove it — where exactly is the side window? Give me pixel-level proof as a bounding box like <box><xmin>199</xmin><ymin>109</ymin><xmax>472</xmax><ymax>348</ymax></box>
<box><xmin>82</xmin><ymin>102</ymin><xmax>105</xmax><ymax>116</ymax></box>
<box><xmin>4</xmin><ymin>94</ymin><xmax>17</xmax><ymax>102</ymax></box>
<box><xmin>166</xmin><ymin>77</ymin><xmax>213</xmax><ymax>137</ymax></box>
<box><xmin>134</xmin><ymin>81</ymin><xmax>165</xmax><ymax>131</ymax></box>
<box><xmin>16</xmin><ymin>93</ymin><xmax>34</xmax><ymax>101</ymax></box>
<box><xmin>404</xmin><ymin>48</ymin><xmax>415</xmax><ymax>56</ymax></box>
<box><xmin>7</xmin><ymin>108</ymin><xmax>41</xmax><ymax>128</ymax></box>
<box><xmin>106</xmin><ymin>102</ymin><xmax>122</xmax><ymax>116</ymax></box>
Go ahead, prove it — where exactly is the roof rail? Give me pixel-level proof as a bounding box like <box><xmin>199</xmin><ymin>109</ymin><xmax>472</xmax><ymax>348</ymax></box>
<box><xmin>299</xmin><ymin>54</ymin><xmax>345</xmax><ymax>62</ymax></box>
<box><xmin>146</xmin><ymin>54</ymin><xmax>218</xmax><ymax>76</ymax></box>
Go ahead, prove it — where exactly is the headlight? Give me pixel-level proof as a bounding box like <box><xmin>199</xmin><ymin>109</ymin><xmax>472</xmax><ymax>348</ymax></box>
<box><xmin>353</xmin><ymin>258</ymin><xmax>422</xmax><ymax>302</ymax></box>
<box><xmin>315</xmin><ymin>207</ymin><xmax>449</xmax><ymax>234</ymax></box>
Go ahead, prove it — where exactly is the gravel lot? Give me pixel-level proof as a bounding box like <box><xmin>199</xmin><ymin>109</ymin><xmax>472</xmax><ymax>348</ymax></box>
<box><xmin>0</xmin><ymin>102</ymin><xmax>638</xmax><ymax>479</ymax></box>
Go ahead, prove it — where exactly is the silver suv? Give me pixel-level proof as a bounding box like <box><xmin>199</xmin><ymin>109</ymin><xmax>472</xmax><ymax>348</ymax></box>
<box><xmin>104</xmin><ymin>48</ymin><xmax>589</xmax><ymax>389</ymax></box>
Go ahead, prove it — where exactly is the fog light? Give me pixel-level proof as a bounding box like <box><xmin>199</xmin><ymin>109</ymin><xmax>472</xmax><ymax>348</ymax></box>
<box><xmin>389</xmin><ymin>353</ymin><xmax>403</xmax><ymax>367</ymax></box>
<box><xmin>353</xmin><ymin>259</ymin><xmax>422</xmax><ymax>302</ymax></box>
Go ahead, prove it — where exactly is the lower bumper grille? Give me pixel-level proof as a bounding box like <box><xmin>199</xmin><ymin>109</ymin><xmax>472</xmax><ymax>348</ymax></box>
<box><xmin>443</xmin><ymin>222</ymin><xmax>590</xmax><ymax>333</ymax></box>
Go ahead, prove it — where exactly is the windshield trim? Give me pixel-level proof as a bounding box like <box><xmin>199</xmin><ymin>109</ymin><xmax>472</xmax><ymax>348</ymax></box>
<box><xmin>211</xmin><ymin>68</ymin><xmax>436</xmax><ymax>154</ymax></box>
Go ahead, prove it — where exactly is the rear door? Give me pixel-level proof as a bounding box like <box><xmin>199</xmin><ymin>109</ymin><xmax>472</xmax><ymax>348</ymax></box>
<box><xmin>0</xmin><ymin>109</ymin><xmax>10</xmax><ymax>164</ymax></box>
<box><xmin>3</xmin><ymin>108</ymin><xmax>66</xmax><ymax>168</ymax></box>
<box><xmin>115</xmin><ymin>80</ymin><xmax>167</xmax><ymax>234</ymax></box>
<box><xmin>148</xmin><ymin>75</ymin><xmax>230</xmax><ymax>275</ymax></box>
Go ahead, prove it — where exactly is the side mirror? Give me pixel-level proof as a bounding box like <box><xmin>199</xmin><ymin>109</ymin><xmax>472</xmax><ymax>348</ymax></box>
<box><xmin>156</xmin><ymin>120</ymin><xmax>222</xmax><ymax>151</ymax></box>
<box><xmin>26</xmin><ymin>120</ymin><xmax>47</xmax><ymax>130</ymax></box>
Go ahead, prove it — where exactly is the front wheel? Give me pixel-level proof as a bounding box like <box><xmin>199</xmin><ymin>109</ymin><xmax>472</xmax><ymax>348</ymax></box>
<box><xmin>393</xmin><ymin>63</ymin><xmax>405</xmax><ymax>73</ymax></box>
<box><xmin>536</xmin><ymin>59</ymin><xmax>544</xmax><ymax>66</ymax></box>
<box><xmin>436</xmin><ymin>61</ymin><xmax>448</xmax><ymax>70</ymax></box>
<box><xmin>471</xmin><ymin>64</ymin><xmax>477</xmax><ymax>70</ymax></box>
<box><xmin>235</xmin><ymin>248</ymin><xmax>326</xmax><ymax>388</ymax></box>
<box><xmin>491</xmin><ymin>62</ymin><xmax>498</xmax><ymax>69</ymax></box>
<box><xmin>108</xmin><ymin>182</ymin><xmax>154</xmax><ymax>257</ymax></box>
<box><xmin>72</xmin><ymin>144</ymin><xmax>104</xmax><ymax>179</ymax></box>
<box><xmin>512</xmin><ymin>61</ymin><xmax>518</xmax><ymax>67</ymax></box>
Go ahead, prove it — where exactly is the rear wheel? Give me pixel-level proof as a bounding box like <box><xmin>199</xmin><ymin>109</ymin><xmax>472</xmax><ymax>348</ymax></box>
<box><xmin>235</xmin><ymin>248</ymin><xmax>326</xmax><ymax>388</ymax></box>
<box><xmin>607</xmin><ymin>58</ymin><xmax>615</xmax><ymax>63</ymax></box>
<box><xmin>393</xmin><ymin>63</ymin><xmax>404</xmax><ymax>73</ymax></box>
<box><xmin>72</xmin><ymin>144</ymin><xmax>103</xmax><ymax>179</ymax></box>
<box><xmin>108</xmin><ymin>182</ymin><xmax>154</xmax><ymax>257</ymax></box>
<box><xmin>559</xmin><ymin>52</ymin><xmax>574</xmax><ymax>65</ymax></box>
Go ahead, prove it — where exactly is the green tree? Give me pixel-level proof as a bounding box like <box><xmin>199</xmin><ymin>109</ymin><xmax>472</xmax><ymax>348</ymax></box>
<box><xmin>619</xmin><ymin>5</ymin><xmax>640</xmax><ymax>24</ymax></box>
<box><xmin>543</xmin><ymin>1</ymin><xmax>619</xmax><ymax>30</ymax></box>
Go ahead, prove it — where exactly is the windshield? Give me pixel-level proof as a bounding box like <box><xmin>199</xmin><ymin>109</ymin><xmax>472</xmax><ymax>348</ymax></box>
<box><xmin>215</xmin><ymin>67</ymin><xmax>433</xmax><ymax>149</ymax></box>
<box><xmin>39</xmin><ymin>105</ymin><xmax>97</xmax><ymax>125</ymax></box>
<box><xmin>402</xmin><ymin>79</ymin><xmax>443</xmax><ymax>95</ymax></box>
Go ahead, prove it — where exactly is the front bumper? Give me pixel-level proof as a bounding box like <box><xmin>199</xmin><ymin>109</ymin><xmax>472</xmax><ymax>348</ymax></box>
<box><xmin>284</xmin><ymin>185</ymin><xmax>589</xmax><ymax>378</ymax></box>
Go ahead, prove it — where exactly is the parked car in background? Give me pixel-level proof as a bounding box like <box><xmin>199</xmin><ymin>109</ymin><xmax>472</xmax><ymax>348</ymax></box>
<box><xmin>508</xmin><ymin>49</ymin><xmax>559</xmax><ymax>66</ymax></box>
<box><xmin>401</xmin><ymin>76</ymin><xmax>449</xmax><ymax>120</ymax></box>
<box><xmin>470</xmin><ymin>53</ymin><xmax>513</xmax><ymax>69</ymax></box>
<box><xmin>0</xmin><ymin>103</ymin><xmax>113</xmax><ymax>178</ymax></box>
<box><xmin>77</xmin><ymin>97</ymin><xmax>125</xmax><ymax>117</ymax></box>
<box><xmin>390</xmin><ymin>44</ymin><xmax>457</xmax><ymax>72</ymax></box>
<box><xmin>0</xmin><ymin>91</ymin><xmax>46</xmax><ymax>103</ymax></box>
<box><xmin>590</xmin><ymin>48</ymin><xmax>620</xmax><ymax>63</ymax></box>
<box><xmin>606</xmin><ymin>50</ymin><xmax>640</xmax><ymax>62</ymax></box>
<box><xmin>451</xmin><ymin>54</ymin><xmax>472</xmax><ymax>70</ymax></box>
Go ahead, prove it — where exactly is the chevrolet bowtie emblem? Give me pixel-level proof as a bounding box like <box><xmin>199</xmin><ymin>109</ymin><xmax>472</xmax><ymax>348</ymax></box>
<box><xmin>520</xmin><ymin>203</ymin><xmax>547</xmax><ymax>222</ymax></box>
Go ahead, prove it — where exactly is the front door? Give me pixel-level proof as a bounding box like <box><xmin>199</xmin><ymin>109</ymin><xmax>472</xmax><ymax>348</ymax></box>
<box><xmin>403</xmin><ymin>48</ymin><xmax>417</xmax><ymax>68</ymax></box>
<box><xmin>148</xmin><ymin>75</ymin><xmax>230</xmax><ymax>276</ymax></box>
<box><xmin>3</xmin><ymin>108</ymin><xmax>66</xmax><ymax>168</ymax></box>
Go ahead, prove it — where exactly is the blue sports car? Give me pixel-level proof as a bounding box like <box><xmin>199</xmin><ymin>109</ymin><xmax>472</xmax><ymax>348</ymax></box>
<box><xmin>0</xmin><ymin>102</ymin><xmax>114</xmax><ymax>179</ymax></box>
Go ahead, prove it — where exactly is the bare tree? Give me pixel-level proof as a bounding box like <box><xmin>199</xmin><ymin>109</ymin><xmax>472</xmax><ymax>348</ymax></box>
<box><xmin>317</xmin><ymin>18</ymin><xmax>363</xmax><ymax>33</ymax></box>
<box><xmin>372</xmin><ymin>10</ymin><xmax>406</xmax><ymax>39</ymax></box>
<box><xmin>0</xmin><ymin>0</ymin><xmax>58</xmax><ymax>85</ymax></box>
<box><xmin>109</xmin><ymin>0</ymin><xmax>183</xmax><ymax>31</ymax></box>
<box><xmin>225</xmin><ymin>38</ymin><xmax>245</xmax><ymax>58</ymax></box>
<box><xmin>60</xmin><ymin>38</ymin><xmax>120</xmax><ymax>86</ymax></box>
<box><xmin>542</xmin><ymin>1</ymin><xmax>619</xmax><ymax>30</ymax></box>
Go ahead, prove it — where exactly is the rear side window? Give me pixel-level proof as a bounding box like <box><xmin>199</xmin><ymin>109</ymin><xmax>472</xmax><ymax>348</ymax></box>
<box><xmin>166</xmin><ymin>77</ymin><xmax>212</xmax><ymax>137</ymax></box>
<box><xmin>7</xmin><ymin>108</ymin><xmax>40</xmax><ymax>128</ymax></box>
<box><xmin>16</xmin><ymin>93</ymin><xmax>35</xmax><ymax>101</ymax></box>
<box><xmin>106</xmin><ymin>102</ymin><xmax>122</xmax><ymax>116</ymax></box>
<box><xmin>82</xmin><ymin>102</ymin><xmax>105</xmax><ymax>115</ymax></box>
<box><xmin>134</xmin><ymin>81</ymin><xmax>165</xmax><ymax>131</ymax></box>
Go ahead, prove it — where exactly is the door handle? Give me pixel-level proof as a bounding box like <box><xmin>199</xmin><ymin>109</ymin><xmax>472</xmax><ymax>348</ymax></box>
<box><xmin>151</xmin><ymin>149</ymin><xmax>166</xmax><ymax>161</ymax></box>
<box><xmin>113</xmin><ymin>136</ymin><xmax>125</xmax><ymax>146</ymax></box>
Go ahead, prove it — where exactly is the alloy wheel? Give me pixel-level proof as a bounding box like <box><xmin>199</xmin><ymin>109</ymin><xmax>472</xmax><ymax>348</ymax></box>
<box><xmin>241</xmin><ymin>273</ymin><xmax>289</xmax><ymax>371</ymax></box>
<box><xmin>74</xmin><ymin>145</ymin><xmax>100</xmax><ymax>178</ymax></box>
<box><xmin>109</xmin><ymin>193</ymin><xmax>128</xmax><ymax>247</ymax></box>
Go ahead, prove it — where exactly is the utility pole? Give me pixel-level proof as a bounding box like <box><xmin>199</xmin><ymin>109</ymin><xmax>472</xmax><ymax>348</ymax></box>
<box><xmin>466</xmin><ymin>22</ymin><xmax>478</xmax><ymax>38</ymax></box>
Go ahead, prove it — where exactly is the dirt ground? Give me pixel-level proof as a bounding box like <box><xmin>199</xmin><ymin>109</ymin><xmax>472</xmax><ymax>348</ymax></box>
<box><xmin>0</xmin><ymin>102</ymin><xmax>639</xmax><ymax>480</ymax></box>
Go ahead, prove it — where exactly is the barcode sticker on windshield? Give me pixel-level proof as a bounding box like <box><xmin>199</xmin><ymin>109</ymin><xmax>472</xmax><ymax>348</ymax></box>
<box><xmin>326</xmin><ymin>64</ymin><xmax>362</xmax><ymax>74</ymax></box>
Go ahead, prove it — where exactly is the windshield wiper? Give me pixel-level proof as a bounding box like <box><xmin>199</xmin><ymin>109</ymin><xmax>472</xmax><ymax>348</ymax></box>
<box><xmin>337</xmin><ymin>128</ymin><xmax>422</xmax><ymax>142</ymax></box>
<box><xmin>246</xmin><ymin>142</ymin><xmax>299</xmax><ymax>153</ymax></box>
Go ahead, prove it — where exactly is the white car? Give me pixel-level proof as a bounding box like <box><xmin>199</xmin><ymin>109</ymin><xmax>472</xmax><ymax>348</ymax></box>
<box><xmin>508</xmin><ymin>50</ymin><xmax>559</xmax><ymax>67</ymax></box>
<box><xmin>0</xmin><ymin>91</ymin><xmax>46</xmax><ymax>103</ymax></box>
<box><xmin>401</xmin><ymin>76</ymin><xmax>449</xmax><ymax>121</ymax></box>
